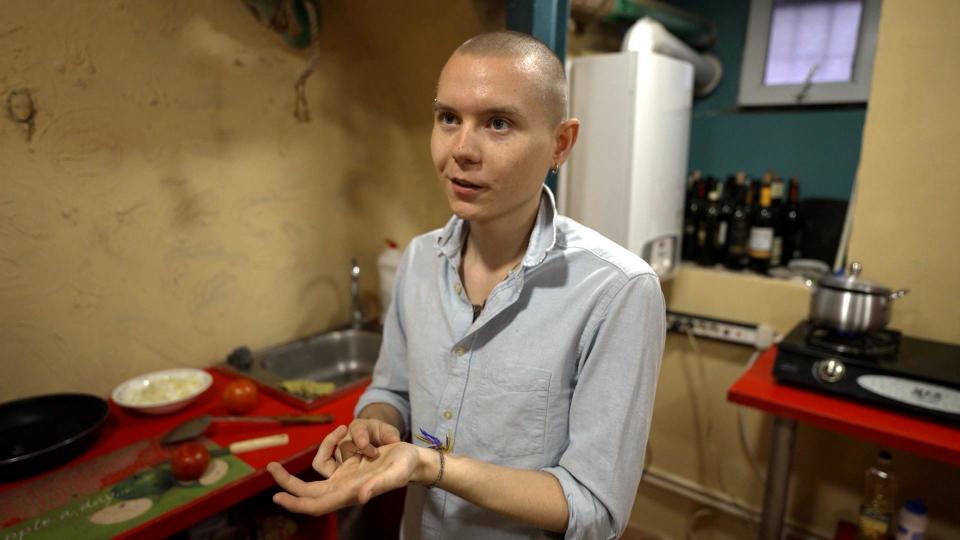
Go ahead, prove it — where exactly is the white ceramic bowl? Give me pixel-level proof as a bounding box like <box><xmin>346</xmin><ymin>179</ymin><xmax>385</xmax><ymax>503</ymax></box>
<box><xmin>112</xmin><ymin>368</ymin><xmax>213</xmax><ymax>415</ymax></box>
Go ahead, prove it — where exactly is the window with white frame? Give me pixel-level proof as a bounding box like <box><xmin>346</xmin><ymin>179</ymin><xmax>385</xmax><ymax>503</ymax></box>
<box><xmin>739</xmin><ymin>0</ymin><xmax>881</xmax><ymax>106</ymax></box>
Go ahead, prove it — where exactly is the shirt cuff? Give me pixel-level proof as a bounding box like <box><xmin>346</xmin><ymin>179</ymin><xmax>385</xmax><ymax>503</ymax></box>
<box><xmin>541</xmin><ymin>465</ymin><xmax>619</xmax><ymax>540</ymax></box>
<box><xmin>354</xmin><ymin>388</ymin><xmax>411</xmax><ymax>439</ymax></box>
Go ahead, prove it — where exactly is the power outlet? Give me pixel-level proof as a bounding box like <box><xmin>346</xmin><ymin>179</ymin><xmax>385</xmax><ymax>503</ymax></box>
<box><xmin>666</xmin><ymin>310</ymin><xmax>761</xmax><ymax>347</ymax></box>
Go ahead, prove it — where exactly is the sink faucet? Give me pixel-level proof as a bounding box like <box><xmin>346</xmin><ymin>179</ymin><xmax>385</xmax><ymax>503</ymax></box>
<box><xmin>351</xmin><ymin>258</ymin><xmax>363</xmax><ymax>330</ymax></box>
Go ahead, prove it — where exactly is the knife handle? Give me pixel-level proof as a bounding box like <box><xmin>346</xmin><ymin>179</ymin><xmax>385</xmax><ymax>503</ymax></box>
<box><xmin>229</xmin><ymin>433</ymin><xmax>290</xmax><ymax>454</ymax></box>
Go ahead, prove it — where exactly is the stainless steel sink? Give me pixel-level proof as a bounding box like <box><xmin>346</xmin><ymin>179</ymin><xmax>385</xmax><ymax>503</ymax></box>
<box><xmin>216</xmin><ymin>328</ymin><xmax>382</xmax><ymax>410</ymax></box>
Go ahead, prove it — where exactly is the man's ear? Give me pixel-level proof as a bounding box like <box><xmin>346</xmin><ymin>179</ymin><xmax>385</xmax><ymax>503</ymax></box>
<box><xmin>552</xmin><ymin>118</ymin><xmax>581</xmax><ymax>167</ymax></box>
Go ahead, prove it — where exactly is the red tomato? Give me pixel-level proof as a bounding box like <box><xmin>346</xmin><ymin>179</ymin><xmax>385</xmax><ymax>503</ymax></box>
<box><xmin>171</xmin><ymin>442</ymin><xmax>210</xmax><ymax>481</ymax></box>
<box><xmin>223</xmin><ymin>378</ymin><xmax>259</xmax><ymax>414</ymax></box>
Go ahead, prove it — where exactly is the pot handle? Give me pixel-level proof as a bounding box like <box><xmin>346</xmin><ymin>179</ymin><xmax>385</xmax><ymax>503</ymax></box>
<box><xmin>889</xmin><ymin>289</ymin><xmax>909</xmax><ymax>300</ymax></box>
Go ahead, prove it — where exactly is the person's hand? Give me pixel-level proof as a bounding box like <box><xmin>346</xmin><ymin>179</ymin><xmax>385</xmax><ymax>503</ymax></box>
<box><xmin>268</xmin><ymin>442</ymin><xmax>423</xmax><ymax>515</ymax></box>
<box><xmin>336</xmin><ymin>417</ymin><xmax>402</xmax><ymax>462</ymax></box>
<box><xmin>311</xmin><ymin>425</ymin><xmax>350</xmax><ymax>478</ymax></box>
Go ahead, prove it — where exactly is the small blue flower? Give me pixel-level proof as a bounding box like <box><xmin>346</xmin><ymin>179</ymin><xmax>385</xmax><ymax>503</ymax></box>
<box><xmin>416</xmin><ymin>427</ymin><xmax>453</xmax><ymax>453</ymax></box>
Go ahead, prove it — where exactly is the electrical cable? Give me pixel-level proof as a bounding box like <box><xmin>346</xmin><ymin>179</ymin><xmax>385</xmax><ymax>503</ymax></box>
<box><xmin>680</xmin><ymin>327</ymin><xmax>773</xmax><ymax>535</ymax></box>
<box><xmin>737</xmin><ymin>350</ymin><xmax>766</xmax><ymax>484</ymax></box>
<box><xmin>678</xmin><ymin>324</ymin><xmax>707</xmax><ymax>484</ymax></box>
<box><xmin>685</xmin><ymin>507</ymin><xmax>715</xmax><ymax>540</ymax></box>
<box><xmin>684</xmin><ymin>327</ymin><xmax>728</xmax><ymax>494</ymax></box>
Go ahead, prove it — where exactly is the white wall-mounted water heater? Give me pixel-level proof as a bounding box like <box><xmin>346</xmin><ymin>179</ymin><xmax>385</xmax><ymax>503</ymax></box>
<box><xmin>559</xmin><ymin>18</ymin><xmax>721</xmax><ymax>281</ymax></box>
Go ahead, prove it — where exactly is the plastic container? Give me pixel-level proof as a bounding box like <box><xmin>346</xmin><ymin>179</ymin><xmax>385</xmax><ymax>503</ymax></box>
<box><xmin>894</xmin><ymin>499</ymin><xmax>928</xmax><ymax>540</ymax></box>
<box><xmin>857</xmin><ymin>450</ymin><xmax>898</xmax><ymax>540</ymax></box>
<box><xmin>377</xmin><ymin>239</ymin><xmax>401</xmax><ymax>318</ymax></box>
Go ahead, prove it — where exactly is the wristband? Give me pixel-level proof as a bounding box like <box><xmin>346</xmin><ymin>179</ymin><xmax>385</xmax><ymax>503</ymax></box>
<box><xmin>427</xmin><ymin>448</ymin><xmax>445</xmax><ymax>489</ymax></box>
<box><xmin>416</xmin><ymin>428</ymin><xmax>451</xmax><ymax>489</ymax></box>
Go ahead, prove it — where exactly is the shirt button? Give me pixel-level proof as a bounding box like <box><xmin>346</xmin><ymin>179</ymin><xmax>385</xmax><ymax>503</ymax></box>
<box><xmin>454</xmin><ymin>283</ymin><xmax>462</xmax><ymax>294</ymax></box>
<box><xmin>454</xmin><ymin>346</ymin><xmax>466</xmax><ymax>357</ymax></box>
<box><xmin>442</xmin><ymin>410</ymin><xmax>454</xmax><ymax>420</ymax></box>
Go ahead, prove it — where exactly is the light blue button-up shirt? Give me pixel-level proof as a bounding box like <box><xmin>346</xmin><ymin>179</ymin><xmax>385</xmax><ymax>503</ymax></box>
<box><xmin>356</xmin><ymin>187</ymin><xmax>666</xmax><ymax>539</ymax></box>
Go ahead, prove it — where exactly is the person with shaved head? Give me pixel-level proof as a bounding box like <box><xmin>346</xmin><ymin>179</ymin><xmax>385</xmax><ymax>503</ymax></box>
<box><xmin>268</xmin><ymin>31</ymin><xmax>665</xmax><ymax>539</ymax></box>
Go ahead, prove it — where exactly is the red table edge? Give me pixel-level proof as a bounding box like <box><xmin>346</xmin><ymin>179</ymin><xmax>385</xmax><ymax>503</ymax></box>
<box><xmin>727</xmin><ymin>346</ymin><xmax>960</xmax><ymax>467</ymax></box>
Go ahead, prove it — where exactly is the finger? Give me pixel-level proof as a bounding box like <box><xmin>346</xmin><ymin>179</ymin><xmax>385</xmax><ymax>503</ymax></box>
<box><xmin>349</xmin><ymin>422</ymin><xmax>380</xmax><ymax>459</ymax></box>
<box><xmin>313</xmin><ymin>425</ymin><xmax>348</xmax><ymax>477</ymax></box>
<box><xmin>349</xmin><ymin>421</ymin><xmax>372</xmax><ymax>450</ymax></box>
<box><xmin>266</xmin><ymin>462</ymin><xmax>327</xmax><ymax>498</ymax></box>
<box><xmin>317</xmin><ymin>425</ymin><xmax>348</xmax><ymax>458</ymax></box>
<box><xmin>358</xmin><ymin>477</ymin><xmax>379</xmax><ymax>505</ymax></box>
<box><xmin>338</xmin><ymin>439</ymin><xmax>366</xmax><ymax>462</ymax></box>
<box><xmin>273</xmin><ymin>491</ymin><xmax>341</xmax><ymax>516</ymax></box>
<box><xmin>274</xmin><ymin>465</ymin><xmax>370</xmax><ymax>514</ymax></box>
<box><xmin>377</xmin><ymin>422</ymin><xmax>402</xmax><ymax>445</ymax></box>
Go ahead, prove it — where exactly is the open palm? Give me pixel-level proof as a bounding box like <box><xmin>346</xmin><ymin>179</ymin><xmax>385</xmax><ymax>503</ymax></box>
<box><xmin>267</xmin><ymin>441</ymin><xmax>421</xmax><ymax>516</ymax></box>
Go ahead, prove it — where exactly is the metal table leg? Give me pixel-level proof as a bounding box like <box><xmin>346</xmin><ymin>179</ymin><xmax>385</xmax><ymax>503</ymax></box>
<box><xmin>759</xmin><ymin>416</ymin><xmax>797</xmax><ymax>540</ymax></box>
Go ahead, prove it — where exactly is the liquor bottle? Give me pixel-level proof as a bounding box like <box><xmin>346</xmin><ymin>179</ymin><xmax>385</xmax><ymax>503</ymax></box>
<box><xmin>769</xmin><ymin>175</ymin><xmax>785</xmax><ymax>267</ymax></box>
<box><xmin>681</xmin><ymin>171</ymin><xmax>704</xmax><ymax>262</ymax></box>
<box><xmin>781</xmin><ymin>177</ymin><xmax>802</xmax><ymax>265</ymax></box>
<box><xmin>858</xmin><ymin>451</ymin><xmax>898</xmax><ymax>540</ymax></box>
<box><xmin>747</xmin><ymin>180</ymin><xmax>774</xmax><ymax>274</ymax></box>
<box><xmin>697</xmin><ymin>185</ymin><xmax>722</xmax><ymax>266</ymax></box>
<box><xmin>718</xmin><ymin>175</ymin><xmax>736</xmax><ymax>263</ymax></box>
<box><xmin>724</xmin><ymin>173</ymin><xmax>752</xmax><ymax>270</ymax></box>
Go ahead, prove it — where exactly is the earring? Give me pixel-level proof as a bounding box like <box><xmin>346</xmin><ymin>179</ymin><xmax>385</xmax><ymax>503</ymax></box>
<box><xmin>550</xmin><ymin>163</ymin><xmax>560</xmax><ymax>174</ymax></box>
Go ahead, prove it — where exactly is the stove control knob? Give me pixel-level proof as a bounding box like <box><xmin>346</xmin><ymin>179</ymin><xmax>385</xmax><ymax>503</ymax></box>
<box><xmin>815</xmin><ymin>358</ymin><xmax>846</xmax><ymax>383</ymax></box>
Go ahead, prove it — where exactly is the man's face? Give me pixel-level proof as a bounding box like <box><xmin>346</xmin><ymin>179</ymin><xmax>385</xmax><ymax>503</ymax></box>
<box><xmin>431</xmin><ymin>53</ymin><xmax>557</xmax><ymax>226</ymax></box>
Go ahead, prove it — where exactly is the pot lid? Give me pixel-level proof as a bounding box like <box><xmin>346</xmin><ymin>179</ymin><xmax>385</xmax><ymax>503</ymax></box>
<box><xmin>819</xmin><ymin>262</ymin><xmax>892</xmax><ymax>294</ymax></box>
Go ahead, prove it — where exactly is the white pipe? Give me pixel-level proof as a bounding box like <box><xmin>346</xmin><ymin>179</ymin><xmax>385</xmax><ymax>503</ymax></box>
<box><xmin>622</xmin><ymin>18</ymin><xmax>723</xmax><ymax>97</ymax></box>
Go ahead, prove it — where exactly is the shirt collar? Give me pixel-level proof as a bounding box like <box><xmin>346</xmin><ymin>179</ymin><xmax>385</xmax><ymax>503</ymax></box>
<box><xmin>434</xmin><ymin>185</ymin><xmax>558</xmax><ymax>268</ymax></box>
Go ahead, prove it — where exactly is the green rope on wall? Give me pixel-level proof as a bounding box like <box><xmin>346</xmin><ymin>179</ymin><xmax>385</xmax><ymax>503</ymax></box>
<box><xmin>244</xmin><ymin>0</ymin><xmax>322</xmax><ymax>49</ymax></box>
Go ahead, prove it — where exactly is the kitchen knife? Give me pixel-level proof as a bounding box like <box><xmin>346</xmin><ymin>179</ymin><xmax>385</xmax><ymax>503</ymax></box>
<box><xmin>162</xmin><ymin>414</ymin><xmax>334</xmax><ymax>444</ymax></box>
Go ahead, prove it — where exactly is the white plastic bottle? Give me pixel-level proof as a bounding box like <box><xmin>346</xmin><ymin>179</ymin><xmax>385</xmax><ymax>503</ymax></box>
<box><xmin>377</xmin><ymin>239</ymin><xmax>401</xmax><ymax>319</ymax></box>
<box><xmin>895</xmin><ymin>499</ymin><xmax>928</xmax><ymax>540</ymax></box>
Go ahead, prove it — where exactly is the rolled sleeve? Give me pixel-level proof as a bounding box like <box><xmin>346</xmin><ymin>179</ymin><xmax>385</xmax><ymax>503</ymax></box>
<box><xmin>353</xmin><ymin>247</ymin><xmax>414</xmax><ymax>436</ymax></box>
<box><xmin>542</xmin><ymin>273</ymin><xmax>666</xmax><ymax>539</ymax></box>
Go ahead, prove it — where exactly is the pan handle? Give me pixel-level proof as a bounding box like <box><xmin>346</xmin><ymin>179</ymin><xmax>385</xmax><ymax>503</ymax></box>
<box><xmin>889</xmin><ymin>289</ymin><xmax>909</xmax><ymax>300</ymax></box>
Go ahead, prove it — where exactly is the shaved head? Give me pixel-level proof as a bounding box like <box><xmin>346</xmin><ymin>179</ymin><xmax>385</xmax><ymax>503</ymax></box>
<box><xmin>449</xmin><ymin>31</ymin><xmax>568</xmax><ymax>126</ymax></box>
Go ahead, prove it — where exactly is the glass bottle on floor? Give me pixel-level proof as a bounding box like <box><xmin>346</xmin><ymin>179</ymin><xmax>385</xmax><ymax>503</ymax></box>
<box><xmin>858</xmin><ymin>450</ymin><xmax>898</xmax><ymax>540</ymax></box>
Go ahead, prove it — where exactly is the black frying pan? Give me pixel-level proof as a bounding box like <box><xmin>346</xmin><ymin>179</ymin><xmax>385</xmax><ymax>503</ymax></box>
<box><xmin>0</xmin><ymin>393</ymin><xmax>109</xmax><ymax>482</ymax></box>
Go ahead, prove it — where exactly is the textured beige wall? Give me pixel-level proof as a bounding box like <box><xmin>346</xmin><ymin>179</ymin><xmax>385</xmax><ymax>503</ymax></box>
<box><xmin>846</xmin><ymin>0</ymin><xmax>960</xmax><ymax>345</ymax></box>
<box><xmin>631</xmin><ymin>0</ymin><xmax>960</xmax><ymax>537</ymax></box>
<box><xmin>0</xmin><ymin>0</ymin><xmax>501</xmax><ymax>400</ymax></box>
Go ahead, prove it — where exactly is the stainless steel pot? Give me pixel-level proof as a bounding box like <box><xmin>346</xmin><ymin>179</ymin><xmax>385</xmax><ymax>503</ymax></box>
<box><xmin>807</xmin><ymin>262</ymin><xmax>908</xmax><ymax>333</ymax></box>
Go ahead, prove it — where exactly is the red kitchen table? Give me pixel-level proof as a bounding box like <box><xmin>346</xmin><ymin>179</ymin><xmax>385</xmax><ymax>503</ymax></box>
<box><xmin>0</xmin><ymin>369</ymin><xmax>368</xmax><ymax>539</ymax></box>
<box><xmin>728</xmin><ymin>346</ymin><xmax>960</xmax><ymax>540</ymax></box>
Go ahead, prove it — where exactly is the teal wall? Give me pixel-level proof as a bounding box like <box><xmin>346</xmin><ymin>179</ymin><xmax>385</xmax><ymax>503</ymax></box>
<box><xmin>672</xmin><ymin>0</ymin><xmax>866</xmax><ymax>200</ymax></box>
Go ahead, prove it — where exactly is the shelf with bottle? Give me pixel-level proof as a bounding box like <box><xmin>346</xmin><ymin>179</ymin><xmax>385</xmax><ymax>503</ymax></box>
<box><xmin>682</xmin><ymin>169</ymin><xmax>807</xmax><ymax>280</ymax></box>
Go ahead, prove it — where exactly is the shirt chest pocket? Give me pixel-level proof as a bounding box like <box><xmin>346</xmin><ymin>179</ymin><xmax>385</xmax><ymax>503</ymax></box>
<box><xmin>468</xmin><ymin>364</ymin><xmax>551</xmax><ymax>458</ymax></box>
